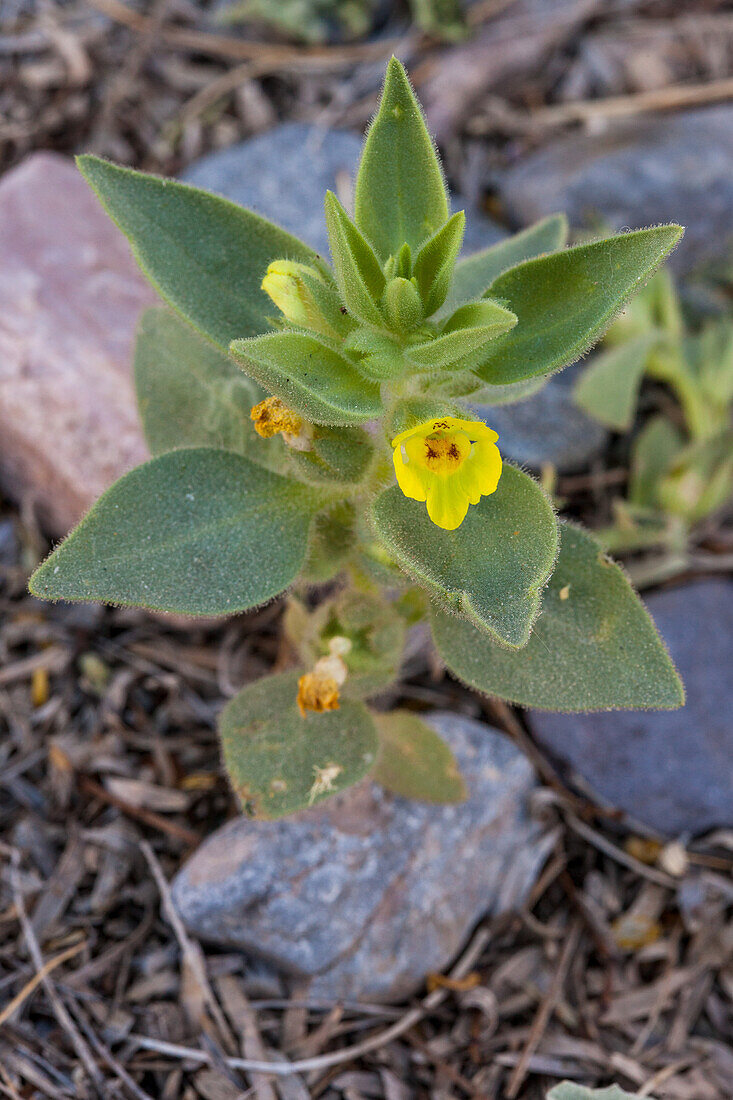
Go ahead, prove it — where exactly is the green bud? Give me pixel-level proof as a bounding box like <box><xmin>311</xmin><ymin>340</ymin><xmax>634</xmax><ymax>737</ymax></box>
<box><xmin>383</xmin><ymin>276</ymin><xmax>424</xmax><ymax>331</ymax></box>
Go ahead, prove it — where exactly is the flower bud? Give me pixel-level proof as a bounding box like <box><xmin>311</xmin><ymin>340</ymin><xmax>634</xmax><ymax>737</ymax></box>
<box><xmin>261</xmin><ymin>261</ymin><xmax>337</xmax><ymax>338</ymax></box>
<box><xmin>383</xmin><ymin>276</ymin><xmax>424</xmax><ymax>331</ymax></box>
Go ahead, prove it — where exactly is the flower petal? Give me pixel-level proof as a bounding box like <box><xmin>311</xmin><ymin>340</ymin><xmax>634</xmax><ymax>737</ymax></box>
<box><xmin>393</xmin><ymin>444</ymin><xmax>427</xmax><ymax>502</ymax></box>
<box><xmin>426</xmin><ymin>479</ymin><xmax>470</xmax><ymax>531</ymax></box>
<box><xmin>467</xmin><ymin>438</ymin><xmax>503</xmax><ymax>499</ymax></box>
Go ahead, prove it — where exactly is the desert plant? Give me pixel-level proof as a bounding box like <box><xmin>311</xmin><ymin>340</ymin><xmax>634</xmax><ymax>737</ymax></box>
<box><xmin>30</xmin><ymin>58</ymin><xmax>685</xmax><ymax>817</ymax></box>
<box><xmin>574</xmin><ymin>270</ymin><xmax>733</xmax><ymax>561</ymax></box>
<box><xmin>218</xmin><ymin>0</ymin><xmax>464</xmax><ymax>43</ymax></box>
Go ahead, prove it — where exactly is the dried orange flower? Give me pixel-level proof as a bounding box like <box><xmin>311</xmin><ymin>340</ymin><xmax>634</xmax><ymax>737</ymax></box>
<box><xmin>297</xmin><ymin>670</ymin><xmax>341</xmax><ymax>716</ymax></box>
<box><xmin>250</xmin><ymin>396</ymin><xmax>303</xmax><ymax>440</ymax></box>
<box><xmin>296</xmin><ymin>640</ymin><xmax>351</xmax><ymax>717</ymax></box>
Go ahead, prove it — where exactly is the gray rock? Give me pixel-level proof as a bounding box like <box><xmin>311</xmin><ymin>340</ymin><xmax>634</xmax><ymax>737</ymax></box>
<box><xmin>530</xmin><ymin>579</ymin><xmax>733</xmax><ymax>836</ymax></box>
<box><xmin>496</xmin><ymin>105</ymin><xmax>733</xmax><ymax>274</ymax></box>
<box><xmin>172</xmin><ymin>711</ymin><xmax>552</xmax><ymax>1002</ymax></box>
<box><xmin>0</xmin><ymin>520</ymin><xmax>19</xmax><ymax>567</ymax></box>
<box><xmin>473</xmin><ymin>362</ymin><xmax>608</xmax><ymax>471</ymax></box>
<box><xmin>182</xmin><ymin>122</ymin><xmax>505</xmax><ymax>257</ymax></box>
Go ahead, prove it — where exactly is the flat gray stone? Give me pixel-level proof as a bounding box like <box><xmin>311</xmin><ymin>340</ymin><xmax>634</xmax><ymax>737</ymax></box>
<box><xmin>530</xmin><ymin>580</ymin><xmax>733</xmax><ymax>836</ymax></box>
<box><xmin>181</xmin><ymin>122</ymin><xmax>505</xmax><ymax>257</ymax></box>
<box><xmin>473</xmin><ymin>362</ymin><xmax>608</xmax><ymax>471</ymax></box>
<box><xmin>496</xmin><ymin>105</ymin><xmax>733</xmax><ymax>274</ymax></box>
<box><xmin>172</xmin><ymin>712</ymin><xmax>552</xmax><ymax>1002</ymax></box>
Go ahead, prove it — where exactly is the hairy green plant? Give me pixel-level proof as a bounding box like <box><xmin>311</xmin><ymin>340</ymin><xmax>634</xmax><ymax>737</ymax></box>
<box><xmin>30</xmin><ymin>58</ymin><xmax>685</xmax><ymax>817</ymax></box>
<box><xmin>573</xmin><ymin>270</ymin><xmax>733</xmax><ymax>567</ymax></box>
<box><xmin>218</xmin><ymin>0</ymin><xmax>465</xmax><ymax>43</ymax></box>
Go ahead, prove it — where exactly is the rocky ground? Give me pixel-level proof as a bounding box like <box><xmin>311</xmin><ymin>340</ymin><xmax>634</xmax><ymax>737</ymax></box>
<box><xmin>0</xmin><ymin>1</ymin><xmax>732</xmax><ymax>1097</ymax></box>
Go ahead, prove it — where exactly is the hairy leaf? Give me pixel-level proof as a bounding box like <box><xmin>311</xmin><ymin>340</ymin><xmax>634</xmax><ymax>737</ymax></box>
<box><xmin>432</xmin><ymin>522</ymin><xmax>684</xmax><ymax>711</ymax></box>
<box><xmin>407</xmin><ymin>299</ymin><xmax>517</xmax><ymax>370</ymax></box>
<box><xmin>445</xmin><ymin>213</ymin><xmax>568</xmax><ymax>313</ymax></box>
<box><xmin>220</xmin><ymin>671</ymin><xmax>379</xmax><ymax>818</ymax></box>
<box><xmin>354</xmin><ymin>56</ymin><xmax>449</xmax><ymax>260</ymax></box>
<box><xmin>77</xmin><ymin>156</ymin><xmax>316</xmax><ymax>350</ymax></box>
<box><xmin>288</xmin><ymin>425</ymin><xmax>374</xmax><ymax>484</ymax></box>
<box><xmin>135</xmin><ymin>308</ymin><xmax>285</xmax><ymax>472</ymax></box>
<box><xmin>325</xmin><ymin>191</ymin><xmax>386</xmax><ymax>325</ymax></box>
<box><xmin>476</xmin><ymin>226</ymin><xmax>683</xmax><ymax>385</ymax></box>
<box><xmin>629</xmin><ymin>414</ymin><xmax>684</xmax><ymax>509</ymax></box>
<box><xmin>231</xmin><ymin>331</ymin><xmax>382</xmax><ymax>425</ymax></box>
<box><xmin>372</xmin><ymin>465</ymin><xmax>558</xmax><ymax>648</ymax></box>
<box><xmin>413</xmin><ymin>211</ymin><xmax>466</xmax><ymax>315</ymax></box>
<box><xmin>30</xmin><ymin>449</ymin><xmax>323</xmax><ymax>615</ymax></box>
<box><xmin>373</xmin><ymin>711</ymin><xmax>467</xmax><ymax>803</ymax></box>
<box><xmin>573</xmin><ymin>333</ymin><xmax>657</xmax><ymax>431</ymax></box>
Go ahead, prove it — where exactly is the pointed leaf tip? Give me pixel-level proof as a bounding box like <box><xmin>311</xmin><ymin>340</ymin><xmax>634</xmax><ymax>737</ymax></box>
<box><xmin>432</xmin><ymin>521</ymin><xmax>685</xmax><ymax>712</ymax></box>
<box><xmin>76</xmin><ymin>155</ymin><xmax>317</xmax><ymax>350</ymax></box>
<box><xmin>355</xmin><ymin>56</ymin><xmax>448</xmax><ymax>261</ymax></box>
<box><xmin>476</xmin><ymin>225</ymin><xmax>685</xmax><ymax>386</ymax></box>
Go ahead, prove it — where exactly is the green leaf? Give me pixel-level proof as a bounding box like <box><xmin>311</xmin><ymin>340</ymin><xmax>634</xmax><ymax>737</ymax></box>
<box><xmin>300</xmin><ymin>501</ymin><xmax>357</xmax><ymax>583</ymax></box>
<box><xmin>288</xmin><ymin>425</ymin><xmax>374</xmax><ymax>484</ymax></box>
<box><xmin>344</xmin><ymin>329</ymin><xmax>405</xmax><ymax>380</ymax></box>
<box><xmin>77</xmin><ymin>155</ymin><xmax>316</xmax><ymax>350</ymax></box>
<box><xmin>573</xmin><ymin>333</ymin><xmax>658</xmax><ymax>431</ymax></box>
<box><xmin>475</xmin><ymin>226</ymin><xmax>683</xmax><ymax>385</ymax></box>
<box><xmin>373</xmin><ymin>711</ymin><xmax>467</xmax><ymax>803</ymax></box>
<box><xmin>548</xmin><ymin>1085</ymin><xmax>643</xmax><ymax>1100</ymax></box>
<box><xmin>659</xmin><ymin>429</ymin><xmax>733</xmax><ymax>522</ymax></box>
<box><xmin>220</xmin><ymin>671</ymin><xmax>379</xmax><ymax>818</ymax></box>
<box><xmin>135</xmin><ymin>308</ymin><xmax>285</xmax><ymax>472</ymax></box>
<box><xmin>413</xmin><ymin>211</ymin><xmax>466</xmax><ymax>315</ymax></box>
<box><xmin>468</xmin><ymin>376</ymin><xmax>548</xmax><ymax>406</ymax></box>
<box><xmin>629</xmin><ymin>415</ymin><xmax>684</xmax><ymax>509</ymax></box>
<box><xmin>407</xmin><ymin>300</ymin><xmax>517</xmax><ymax>370</ymax></box>
<box><xmin>324</xmin><ymin>191</ymin><xmax>385</xmax><ymax>326</ymax></box>
<box><xmin>29</xmin><ymin>449</ymin><xmax>323</xmax><ymax>615</ymax></box>
<box><xmin>444</xmin><ymin>213</ymin><xmax>568</xmax><ymax>314</ymax></box>
<box><xmin>231</xmin><ymin>331</ymin><xmax>382</xmax><ymax>426</ymax></box>
<box><xmin>372</xmin><ymin>465</ymin><xmax>558</xmax><ymax>648</ymax></box>
<box><xmin>432</xmin><ymin>522</ymin><xmax>685</xmax><ymax>711</ymax></box>
<box><xmin>354</xmin><ymin>56</ymin><xmax>449</xmax><ymax>261</ymax></box>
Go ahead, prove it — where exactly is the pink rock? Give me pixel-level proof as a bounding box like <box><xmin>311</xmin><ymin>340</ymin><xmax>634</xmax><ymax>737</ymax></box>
<box><xmin>0</xmin><ymin>152</ymin><xmax>155</xmax><ymax>537</ymax></box>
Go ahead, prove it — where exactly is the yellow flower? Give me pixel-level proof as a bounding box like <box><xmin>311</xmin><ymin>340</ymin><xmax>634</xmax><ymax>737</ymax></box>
<box><xmin>261</xmin><ymin>260</ymin><xmax>337</xmax><ymax>338</ymax></box>
<box><xmin>391</xmin><ymin>416</ymin><xmax>502</xmax><ymax>531</ymax></box>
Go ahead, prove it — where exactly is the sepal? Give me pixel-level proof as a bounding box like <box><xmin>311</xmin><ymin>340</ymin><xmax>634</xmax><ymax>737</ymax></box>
<box><xmin>325</xmin><ymin>191</ymin><xmax>385</xmax><ymax>326</ymax></box>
